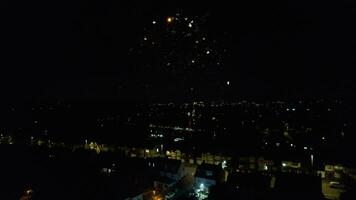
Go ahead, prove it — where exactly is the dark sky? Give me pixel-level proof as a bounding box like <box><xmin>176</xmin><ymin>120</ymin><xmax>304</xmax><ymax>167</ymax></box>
<box><xmin>2</xmin><ymin>0</ymin><xmax>355</xmax><ymax>102</ymax></box>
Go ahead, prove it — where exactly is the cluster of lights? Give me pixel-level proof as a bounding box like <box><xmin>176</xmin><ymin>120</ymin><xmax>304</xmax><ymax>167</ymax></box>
<box><xmin>195</xmin><ymin>183</ymin><xmax>209</xmax><ymax>200</ymax></box>
<box><xmin>0</xmin><ymin>134</ymin><xmax>14</xmax><ymax>145</ymax></box>
<box><xmin>131</xmin><ymin>11</ymin><xmax>226</xmax><ymax>94</ymax></box>
<box><xmin>150</xmin><ymin>134</ymin><xmax>163</xmax><ymax>138</ymax></box>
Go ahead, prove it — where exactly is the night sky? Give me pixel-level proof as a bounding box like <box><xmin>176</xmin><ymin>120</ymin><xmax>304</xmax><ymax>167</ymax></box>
<box><xmin>2</xmin><ymin>0</ymin><xmax>355</xmax><ymax>102</ymax></box>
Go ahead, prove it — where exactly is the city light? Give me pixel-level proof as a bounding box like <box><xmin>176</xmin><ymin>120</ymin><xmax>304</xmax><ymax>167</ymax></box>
<box><xmin>222</xmin><ymin>160</ymin><xmax>227</xmax><ymax>169</ymax></box>
<box><xmin>167</xmin><ymin>17</ymin><xmax>173</xmax><ymax>23</ymax></box>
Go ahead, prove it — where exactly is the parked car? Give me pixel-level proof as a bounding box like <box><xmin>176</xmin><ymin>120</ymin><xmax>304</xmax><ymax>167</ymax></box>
<box><xmin>330</xmin><ymin>181</ymin><xmax>345</xmax><ymax>189</ymax></box>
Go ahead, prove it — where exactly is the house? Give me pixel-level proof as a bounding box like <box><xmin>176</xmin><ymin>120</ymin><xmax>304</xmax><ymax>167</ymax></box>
<box><xmin>194</xmin><ymin>163</ymin><xmax>225</xmax><ymax>189</ymax></box>
<box><xmin>147</xmin><ymin>158</ymin><xmax>187</xmax><ymax>190</ymax></box>
<box><xmin>153</xmin><ymin>176</ymin><xmax>176</xmax><ymax>191</ymax></box>
<box><xmin>148</xmin><ymin>158</ymin><xmax>185</xmax><ymax>180</ymax></box>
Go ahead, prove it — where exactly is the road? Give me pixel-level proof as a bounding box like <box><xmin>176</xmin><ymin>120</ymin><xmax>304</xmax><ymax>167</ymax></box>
<box><xmin>322</xmin><ymin>180</ymin><xmax>344</xmax><ymax>200</ymax></box>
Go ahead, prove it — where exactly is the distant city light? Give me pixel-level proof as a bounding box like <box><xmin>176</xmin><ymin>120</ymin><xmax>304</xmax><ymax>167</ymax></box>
<box><xmin>174</xmin><ymin>137</ymin><xmax>184</xmax><ymax>142</ymax></box>
<box><xmin>292</xmin><ymin>108</ymin><xmax>296</xmax><ymax>111</ymax></box>
<box><xmin>222</xmin><ymin>160</ymin><xmax>227</xmax><ymax>169</ymax></box>
<box><xmin>264</xmin><ymin>165</ymin><xmax>268</xmax><ymax>171</ymax></box>
<box><xmin>188</xmin><ymin>23</ymin><xmax>192</xmax><ymax>28</ymax></box>
<box><xmin>227</xmin><ymin>81</ymin><xmax>230</xmax><ymax>85</ymax></box>
<box><xmin>206</xmin><ymin>50</ymin><xmax>210</xmax><ymax>54</ymax></box>
<box><xmin>304</xmin><ymin>146</ymin><xmax>308</xmax><ymax>150</ymax></box>
<box><xmin>167</xmin><ymin>17</ymin><xmax>173</xmax><ymax>23</ymax></box>
<box><xmin>152</xmin><ymin>20</ymin><xmax>156</xmax><ymax>24</ymax></box>
<box><xmin>282</xmin><ymin>163</ymin><xmax>287</xmax><ymax>167</ymax></box>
